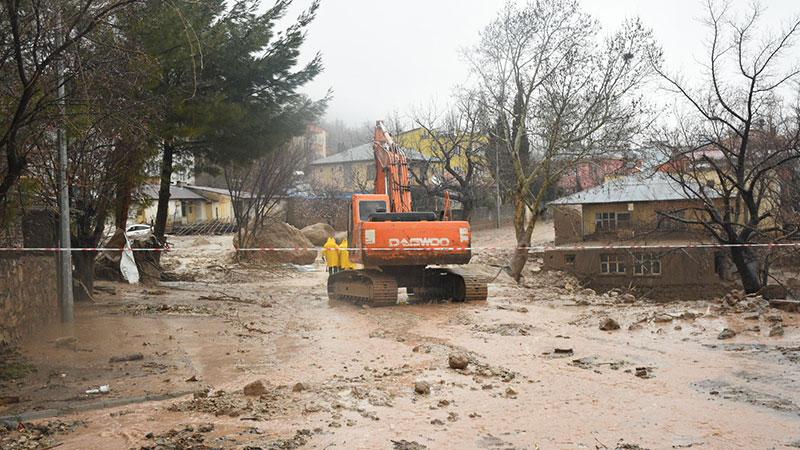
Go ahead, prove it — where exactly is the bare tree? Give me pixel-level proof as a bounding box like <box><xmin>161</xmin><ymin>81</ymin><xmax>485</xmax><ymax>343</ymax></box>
<box><xmin>408</xmin><ymin>91</ymin><xmax>489</xmax><ymax>221</ymax></box>
<box><xmin>225</xmin><ymin>148</ymin><xmax>304</xmax><ymax>250</ymax></box>
<box><xmin>653</xmin><ymin>1</ymin><xmax>800</xmax><ymax>293</ymax></box>
<box><xmin>0</xmin><ymin>0</ymin><xmax>138</xmax><ymax>206</ymax></box>
<box><xmin>468</xmin><ymin>0</ymin><xmax>659</xmax><ymax>281</ymax></box>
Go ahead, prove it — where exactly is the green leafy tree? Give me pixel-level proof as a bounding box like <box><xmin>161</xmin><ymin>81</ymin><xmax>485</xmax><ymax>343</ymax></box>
<box><xmin>124</xmin><ymin>0</ymin><xmax>327</xmax><ymax>243</ymax></box>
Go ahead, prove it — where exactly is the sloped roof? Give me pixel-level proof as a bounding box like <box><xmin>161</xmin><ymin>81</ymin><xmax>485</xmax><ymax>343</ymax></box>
<box><xmin>309</xmin><ymin>143</ymin><xmax>430</xmax><ymax>165</ymax></box>
<box><xmin>186</xmin><ymin>185</ymin><xmax>253</xmax><ymax>199</ymax></box>
<box><xmin>139</xmin><ymin>184</ymin><xmax>207</xmax><ymax>201</ymax></box>
<box><xmin>550</xmin><ymin>172</ymin><xmax>718</xmax><ymax>205</ymax></box>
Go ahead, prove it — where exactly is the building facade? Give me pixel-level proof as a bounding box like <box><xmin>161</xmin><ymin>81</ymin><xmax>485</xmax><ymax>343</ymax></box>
<box><xmin>544</xmin><ymin>173</ymin><xmax>732</xmax><ymax>298</ymax></box>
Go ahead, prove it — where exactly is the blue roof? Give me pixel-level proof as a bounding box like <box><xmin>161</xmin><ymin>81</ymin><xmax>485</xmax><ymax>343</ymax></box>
<box><xmin>550</xmin><ymin>172</ymin><xmax>719</xmax><ymax>205</ymax></box>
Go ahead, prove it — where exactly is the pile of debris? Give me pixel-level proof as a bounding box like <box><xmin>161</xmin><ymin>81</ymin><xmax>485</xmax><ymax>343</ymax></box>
<box><xmin>718</xmin><ymin>289</ymin><xmax>770</xmax><ymax>313</ymax></box>
<box><xmin>300</xmin><ymin>222</ymin><xmax>336</xmax><ymax>246</ymax></box>
<box><xmin>0</xmin><ymin>420</ymin><xmax>83</xmax><ymax>450</ymax></box>
<box><xmin>236</xmin><ymin>222</ymin><xmax>317</xmax><ymax>265</ymax></box>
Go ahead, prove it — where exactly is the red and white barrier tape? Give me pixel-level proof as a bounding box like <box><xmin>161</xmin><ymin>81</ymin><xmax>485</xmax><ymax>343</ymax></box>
<box><xmin>1</xmin><ymin>242</ymin><xmax>799</xmax><ymax>252</ymax></box>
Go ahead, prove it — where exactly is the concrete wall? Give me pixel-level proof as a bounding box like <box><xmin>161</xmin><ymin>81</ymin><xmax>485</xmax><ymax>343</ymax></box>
<box><xmin>0</xmin><ymin>255</ymin><xmax>59</xmax><ymax>343</ymax></box>
<box><xmin>544</xmin><ymin>247</ymin><xmax>730</xmax><ymax>299</ymax></box>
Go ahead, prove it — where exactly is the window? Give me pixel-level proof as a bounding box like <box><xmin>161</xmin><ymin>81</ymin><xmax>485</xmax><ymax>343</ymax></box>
<box><xmin>565</xmin><ymin>254</ymin><xmax>576</xmax><ymax>265</ymax></box>
<box><xmin>596</xmin><ymin>212</ymin><xmax>616</xmax><ymax>231</ymax></box>
<box><xmin>657</xmin><ymin>210</ymin><xmax>687</xmax><ymax>231</ymax></box>
<box><xmin>634</xmin><ymin>253</ymin><xmax>661</xmax><ymax>276</ymax></box>
<box><xmin>600</xmin><ymin>254</ymin><xmax>625</xmax><ymax>274</ymax></box>
<box><xmin>616</xmin><ymin>212</ymin><xmax>631</xmax><ymax>228</ymax></box>
<box><xmin>595</xmin><ymin>211</ymin><xmax>632</xmax><ymax>231</ymax></box>
<box><xmin>359</xmin><ymin>200</ymin><xmax>387</xmax><ymax>221</ymax></box>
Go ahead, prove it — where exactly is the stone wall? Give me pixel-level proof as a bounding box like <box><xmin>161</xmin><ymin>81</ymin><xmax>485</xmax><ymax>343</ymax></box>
<box><xmin>0</xmin><ymin>255</ymin><xmax>59</xmax><ymax>343</ymax></box>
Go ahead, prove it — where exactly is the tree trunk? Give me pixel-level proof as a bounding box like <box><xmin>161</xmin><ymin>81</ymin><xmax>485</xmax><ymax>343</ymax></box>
<box><xmin>0</xmin><ymin>142</ymin><xmax>25</xmax><ymax>204</ymax></box>
<box><xmin>729</xmin><ymin>246</ymin><xmax>763</xmax><ymax>294</ymax></box>
<box><xmin>509</xmin><ymin>191</ymin><xmax>531</xmax><ymax>282</ymax></box>
<box><xmin>153</xmin><ymin>141</ymin><xmax>174</xmax><ymax>244</ymax></box>
<box><xmin>509</xmin><ymin>243</ymin><xmax>529</xmax><ymax>283</ymax></box>
<box><xmin>73</xmin><ymin>251</ymin><xmax>96</xmax><ymax>302</ymax></box>
<box><xmin>113</xmin><ymin>138</ymin><xmax>136</xmax><ymax>231</ymax></box>
<box><xmin>461</xmin><ymin>195</ymin><xmax>474</xmax><ymax>222</ymax></box>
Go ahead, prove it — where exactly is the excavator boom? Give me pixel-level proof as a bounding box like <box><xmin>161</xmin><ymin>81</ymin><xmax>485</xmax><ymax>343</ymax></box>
<box><xmin>373</xmin><ymin>121</ymin><xmax>412</xmax><ymax>213</ymax></box>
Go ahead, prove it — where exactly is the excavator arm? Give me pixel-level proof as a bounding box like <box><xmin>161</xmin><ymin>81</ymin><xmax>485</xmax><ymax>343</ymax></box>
<box><xmin>373</xmin><ymin>121</ymin><xmax>412</xmax><ymax>213</ymax></box>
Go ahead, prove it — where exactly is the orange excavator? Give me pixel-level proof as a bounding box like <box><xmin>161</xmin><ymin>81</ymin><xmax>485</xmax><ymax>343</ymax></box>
<box><xmin>327</xmin><ymin>121</ymin><xmax>488</xmax><ymax>306</ymax></box>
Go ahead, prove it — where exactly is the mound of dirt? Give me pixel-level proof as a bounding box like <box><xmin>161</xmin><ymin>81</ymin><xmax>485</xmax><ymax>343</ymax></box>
<box><xmin>238</xmin><ymin>222</ymin><xmax>317</xmax><ymax>265</ymax></box>
<box><xmin>300</xmin><ymin>223</ymin><xmax>335</xmax><ymax>246</ymax></box>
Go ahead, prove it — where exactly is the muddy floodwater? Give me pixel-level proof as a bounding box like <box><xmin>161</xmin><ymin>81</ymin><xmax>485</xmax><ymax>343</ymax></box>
<box><xmin>1</xmin><ymin>226</ymin><xmax>799</xmax><ymax>449</ymax></box>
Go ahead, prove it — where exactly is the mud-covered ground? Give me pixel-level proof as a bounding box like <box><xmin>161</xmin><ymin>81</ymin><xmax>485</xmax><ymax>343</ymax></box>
<box><xmin>1</xmin><ymin>224</ymin><xmax>799</xmax><ymax>449</ymax></box>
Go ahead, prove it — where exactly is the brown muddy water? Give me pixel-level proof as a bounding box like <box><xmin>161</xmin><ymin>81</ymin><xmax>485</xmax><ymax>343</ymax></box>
<box><xmin>1</xmin><ymin>234</ymin><xmax>799</xmax><ymax>449</ymax></box>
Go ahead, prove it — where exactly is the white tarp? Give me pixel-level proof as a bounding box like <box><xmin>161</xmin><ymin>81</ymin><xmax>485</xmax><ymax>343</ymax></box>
<box><xmin>120</xmin><ymin>233</ymin><xmax>140</xmax><ymax>284</ymax></box>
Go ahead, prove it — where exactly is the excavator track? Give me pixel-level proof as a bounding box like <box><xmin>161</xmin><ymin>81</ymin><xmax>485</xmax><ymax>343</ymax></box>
<box><xmin>411</xmin><ymin>267</ymin><xmax>488</xmax><ymax>303</ymax></box>
<box><xmin>443</xmin><ymin>267</ymin><xmax>489</xmax><ymax>302</ymax></box>
<box><xmin>327</xmin><ymin>270</ymin><xmax>398</xmax><ymax>307</ymax></box>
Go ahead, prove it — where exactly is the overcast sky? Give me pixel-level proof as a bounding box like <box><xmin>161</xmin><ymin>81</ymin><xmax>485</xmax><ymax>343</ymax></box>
<box><xmin>279</xmin><ymin>0</ymin><xmax>799</xmax><ymax>126</ymax></box>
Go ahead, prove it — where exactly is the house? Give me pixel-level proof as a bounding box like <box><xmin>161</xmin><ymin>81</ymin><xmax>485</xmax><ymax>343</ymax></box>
<box><xmin>395</xmin><ymin>127</ymin><xmax>487</xmax><ymax>173</ymax></box>
<box><xmin>134</xmin><ymin>184</ymin><xmax>240</xmax><ymax>226</ymax></box>
<box><xmin>544</xmin><ymin>172</ymin><xmax>732</xmax><ymax>298</ymax></box>
<box><xmin>556</xmin><ymin>155</ymin><xmax>641</xmax><ymax>194</ymax></box>
<box><xmin>307</xmin><ymin>142</ymin><xmax>429</xmax><ymax>192</ymax></box>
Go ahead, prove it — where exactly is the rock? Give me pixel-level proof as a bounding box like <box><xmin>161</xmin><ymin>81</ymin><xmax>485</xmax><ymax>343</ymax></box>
<box><xmin>653</xmin><ymin>314</ymin><xmax>674</xmax><ymax>323</ymax></box>
<box><xmin>54</xmin><ymin>336</ymin><xmax>78</xmax><ymax>350</ymax></box>
<box><xmin>717</xmin><ymin>328</ymin><xmax>736</xmax><ymax>340</ymax></box>
<box><xmin>108</xmin><ymin>352</ymin><xmax>144</xmax><ymax>363</ymax></box>
<box><xmin>619</xmin><ymin>293</ymin><xmax>636</xmax><ymax>304</ymax></box>
<box><xmin>243</xmin><ymin>380</ymin><xmax>267</xmax><ymax>396</ymax></box>
<box><xmin>599</xmin><ymin>317</ymin><xmax>620</xmax><ymax>331</ymax></box>
<box><xmin>391</xmin><ymin>440</ymin><xmax>428</xmax><ymax>450</ymax></box>
<box><xmin>635</xmin><ymin>367</ymin><xmax>652</xmax><ymax>379</ymax></box>
<box><xmin>300</xmin><ymin>223</ymin><xmax>336</xmax><ymax>246</ymax></box>
<box><xmin>414</xmin><ymin>381</ymin><xmax>430</xmax><ymax>395</ymax></box>
<box><xmin>193</xmin><ymin>389</ymin><xmax>210</xmax><ymax>399</ymax></box>
<box><xmin>769</xmin><ymin>325</ymin><xmax>784</xmax><ymax>337</ymax></box>
<box><xmin>505</xmin><ymin>387</ymin><xmax>517</xmax><ymax>398</ymax></box>
<box><xmin>292</xmin><ymin>382</ymin><xmax>307</xmax><ymax>392</ymax></box>
<box><xmin>198</xmin><ymin>423</ymin><xmax>214</xmax><ymax>433</ymax></box>
<box><xmin>448</xmin><ymin>353</ymin><xmax>469</xmax><ymax>370</ymax></box>
<box><xmin>237</xmin><ymin>222</ymin><xmax>316</xmax><ymax>265</ymax></box>
<box><xmin>581</xmin><ymin>288</ymin><xmax>596</xmax><ymax>296</ymax></box>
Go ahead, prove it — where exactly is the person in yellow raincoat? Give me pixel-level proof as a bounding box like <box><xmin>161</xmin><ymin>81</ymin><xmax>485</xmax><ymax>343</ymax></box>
<box><xmin>338</xmin><ymin>238</ymin><xmax>354</xmax><ymax>270</ymax></box>
<box><xmin>323</xmin><ymin>237</ymin><xmax>340</xmax><ymax>274</ymax></box>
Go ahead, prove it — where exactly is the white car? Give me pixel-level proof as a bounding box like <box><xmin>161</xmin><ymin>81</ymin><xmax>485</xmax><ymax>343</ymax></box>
<box><xmin>126</xmin><ymin>224</ymin><xmax>153</xmax><ymax>241</ymax></box>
